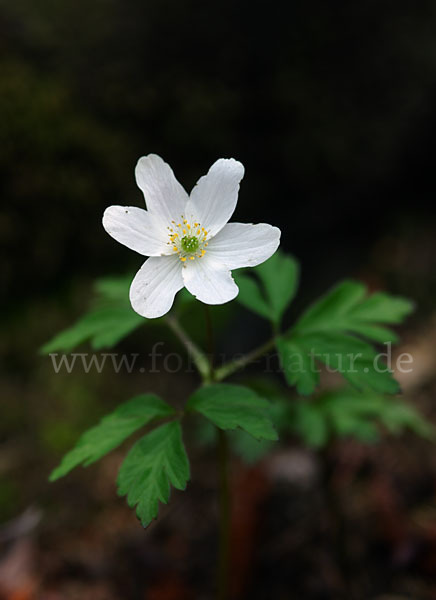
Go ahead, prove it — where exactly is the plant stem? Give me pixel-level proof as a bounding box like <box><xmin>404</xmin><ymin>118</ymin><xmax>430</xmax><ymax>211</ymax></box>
<box><xmin>165</xmin><ymin>314</ymin><xmax>211</xmax><ymax>380</ymax></box>
<box><xmin>203</xmin><ymin>306</ymin><xmax>231</xmax><ymax>600</ymax></box>
<box><xmin>214</xmin><ymin>337</ymin><xmax>277</xmax><ymax>382</ymax></box>
<box><xmin>171</xmin><ymin>306</ymin><xmax>277</xmax><ymax>598</ymax></box>
<box><xmin>217</xmin><ymin>427</ymin><xmax>230</xmax><ymax>600</ymax></box>
<box><xmin>204</xmin><ymin>304</ymin><xmax>215</xmax><ymax>374</ymax></box>
<box><xmin>167</xmin><ymin>305</ymin><xmax>278</xmax><ymax>597</ymax></box>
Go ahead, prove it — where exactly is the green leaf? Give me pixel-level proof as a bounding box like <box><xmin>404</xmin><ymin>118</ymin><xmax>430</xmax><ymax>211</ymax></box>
<box><xmin>187</xmin><ymin>383</ymin><xmax>278</xmax><ymax>441</ymax></box>
<box><xmin>292</xmin><ymin>402</ymin><xmax>329</xmax><ymax>447</ymax></box>
<box><xmin>324</xmin><ymin>388</ymin><xmax>435</xmax><ymax>441</ymax></box>
<box><xmin>233</xmin><ymin>274</ymin><xmax>271</xmax><ymax>320</ymax></box>
<box><xmin>117</xmin><ymin>422</ymin><xmax>190</xmax><ymax>527</ymax></box>
<box><xmin>293</xmin><ymin>281</ymin><xmax>414</xmax><ymax>343</ymax></box>
<box><xmin>294</xmin><ymin>281</ymin><xmax>367</xmax><ymax>333</ymax></box>
<box><xmin>287</xmin><ymin>387</ymin><xmax>434</xmax><ymax>447</ymax></box>
<box><xmin>176</xmin><ymin>287</ymin><xmax>196</xmax><ymax>309</ymax></box>
<box><xmin>256</xmin><ymin>252</ymin><xmax>299</xmax><ymax>324</ymax></box>
<box><xmin>280</xmin><ymin>281</ymin><xmax>414</xmax><ymax>394</ymax></box>
<box><xmin>50</xmin><ymin>394</ymin><xmax>175</xmax><ymax>481</ymax></box>
<box><xmin>193</xmin><ymin>379</ymin><xmax>289</xmax><ymax>464</ymax></box>
<box><xmin>235</xmin><ymin>251</ymin><xmax>299</xmax><ymax>326</ymax></box>
<box><xmin>276</xmin><ymin>337</ymin><xmax>319</xmax><ymax>395</ymax></box>
<box><xmin>379</xmin><ymin>402</ymin><xmax>435</xmax><ymax>439</ymax></box>
<box><xmin>93</xmin><ymin>274</ymin><xmax>135</xmax><ymax>303</ymax></box>
<box><xmin>41</xmin><ymin>274</ymin><xmax>144</xmax><ymax>353</ymax></box>
<box><xmin>41</xmin><ymin>306</ymin><xmax>144</xmax><ymax>353</ymax></box>
<box><xmin>301</xmin><ymin>332</ymin><xmax>399</xmax><ymax>394</ymax></box>
<box><xmin>228</xmin><ymin>430</ymin><xmax>276</xmax><ymax>464</ymax></box>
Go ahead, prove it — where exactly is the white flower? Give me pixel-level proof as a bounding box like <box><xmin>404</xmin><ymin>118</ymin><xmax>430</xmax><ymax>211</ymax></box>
<box><xmin>103</xmin><ymin>154</ymin><xmax>281</xmax><ymax>318</ymax></box>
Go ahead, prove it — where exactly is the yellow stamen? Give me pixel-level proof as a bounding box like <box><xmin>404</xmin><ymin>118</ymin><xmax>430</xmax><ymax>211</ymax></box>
<box><xmin>167</xmin><ymin>216</ymin><xmax>209</xmax><ymax>262</ymax></box>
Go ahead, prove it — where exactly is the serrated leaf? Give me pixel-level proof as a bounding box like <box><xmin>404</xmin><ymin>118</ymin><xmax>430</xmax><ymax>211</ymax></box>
<box><xmin>324</xmin><ymin>388</ymin><xmax>434</xmax><ymax>441</ymax></box>
<box><xmin>288</xmin><ymin>387</ymin><xmax>434</xmax><ymax>447</ymax></box>
<box><xmin>235</xmin><ymin>251</ymin><xmax>299</xmax><ymax>325</ymax></box>
<box><xmin>41</xmin><ymin>306</ymin><xmax>144</xmax><ymax>353</ymax></box>
<box><xmin>294</xmin><ymin>281</ymin><xmax>367</xmax><ymax>333</ymax></box>
<box><xmin>187</xmin><ymin>383</ymin><xmax>278</xmax><ymax>441</ymax></box>
<box><xmin>347</xmin><ymin>323</ymin><xmax>400</xmax><ymax>344</ymax></box>
<box><xmin>117</xmin><ymin>422</ymin><xmax>190</xmax><ymax>527</ymax></box>
<box><xmin>300</xmin><ymin>331</ymin><xmax>399</xmax><ymax>394</ymax></box>
<box><xmin>41</xmin><ymin>274</ymin><xmax>145</xmax><ymax>353</ymax></box>
<box><xmin>280</xmin><ymin>281</ymin><xmax>413</xmax><ymax>394</ymax></box>
<box><xmin>42</xmin><ymin>271</ymin><xmax>199</xmax><ymax>354</ymax></box>
<box><xmin>348</xmin><ymin>292</ymin><xmax>414</xmax><ymax>324</ymax></box>
<box><xmin>193</xmin><ymin>381</ymin><xmax>288</xmax><ymax>464</ymax></box>
<box><xmin>293</xmin><ymin>281</ymin><xmax>413</xmax><ymax>342</ymax></box>
<box><xmin>50</xmin><ymin>394</ymin><xmax>174</xmax><ymax>480</ymax></box>
<box><xmin>276</xmin><ymin>337</ymin><xmax>319</xmax><ymax>395</ymax></box>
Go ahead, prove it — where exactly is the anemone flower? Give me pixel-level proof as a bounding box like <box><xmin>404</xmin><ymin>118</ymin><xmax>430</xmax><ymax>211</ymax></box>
<box><xmin>103</xmin><ymin>154</ymin><xmax>280</xmax><ymax>318</ymax></box>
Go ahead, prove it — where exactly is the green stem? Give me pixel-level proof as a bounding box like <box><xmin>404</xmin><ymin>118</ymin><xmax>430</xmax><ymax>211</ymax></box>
<box><xmin>214</xmin><ymin>337</ymin><xmax>277</xmax><ymax>382</ymax></box>
<box><xmin>203</xmin><ymin>306</ymin><xmax>231</xmax><ymax>600</ymax></box>
<box><xmin>165</xmin><ymin>314</ymin><xmax>211</xmax><ymax>380</ymax></box>
<box><xmin>169</xmin><ymin>305</ymin><xmax>277</xmax><ymax>599</ymax></box>
<box><xmin>204</xmin><ymin>304</ymin><xmax>215</xmax><ymax>375</ymax></box>
<box><xmin>217</xmin><ymin>427</ymin><xmax>230</xmax><ymax>600</ymax></box>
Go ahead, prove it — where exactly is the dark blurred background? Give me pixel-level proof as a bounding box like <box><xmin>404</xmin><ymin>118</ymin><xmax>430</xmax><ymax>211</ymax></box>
<box><xmin>2</xmin><ymin>1</ymin><xmax>436</xmax><ymax>598</ymax></box>
<box><xmin>3</xmin><ymin>0</ymin><xmax>436</xmax><ymax>309</ymax></box>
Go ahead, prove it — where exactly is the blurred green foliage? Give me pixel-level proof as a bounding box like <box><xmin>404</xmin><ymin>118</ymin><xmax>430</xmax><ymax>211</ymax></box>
<box><xmin>289</xmin><ymin>387</ymin><xmax>435</xmax><ymax>447</ymax></box>
<box><xmin>229</xmin><ymin>378</ymin><xmax>434</xmax><ymax>463</ymax></box>
<box><xmin>41</xmin><ymin>274</ymin><xmax>143</xmax><ymax>353</ymax></box>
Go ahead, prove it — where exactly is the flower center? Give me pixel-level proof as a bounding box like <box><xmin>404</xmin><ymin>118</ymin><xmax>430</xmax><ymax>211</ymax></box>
<box><xmin>167</xmin><ymin>216</ymin><xmax>209</xmax><ymax>264</ymax></box>
<box><xmin>181</xmin><ymin>235</ymin><xmax>199</xmax><ymax>253</ymax></box>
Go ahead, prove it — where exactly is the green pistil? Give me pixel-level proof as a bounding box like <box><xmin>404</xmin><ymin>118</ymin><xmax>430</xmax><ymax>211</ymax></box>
<box><xmin>181</xmin><ymin>235</ymin><xmax>199</xmax><ymax>253</ymax></box>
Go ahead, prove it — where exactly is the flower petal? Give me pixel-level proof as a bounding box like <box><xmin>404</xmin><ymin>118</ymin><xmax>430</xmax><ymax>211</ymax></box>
<box><xmin>182</xmin><ymin>255</ymin><xmax>238</xmax><ymax>305</ymax></box>
<box><xmin>135</xmin><ymin>154</ymin><xmax>189</xmax><ymax>224</ymax></box>
<box><xmin>185</xmin><ymin>158</ymin><xmax>244</xmax><ymax>237</ymax></box>
<box><xmin>103</xmin><ymin>206</ymin><xmax>171</xmax><ymax>256</ymax></box>
<box><xmin>130</xmin><ymin>256</ymin><xmax>184</xmax><ymax>318</ymax></box>
<box><xmin>206</xmin><ymin>222</ymin><xmax>281</xmax><ymax>269</ymax></box>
